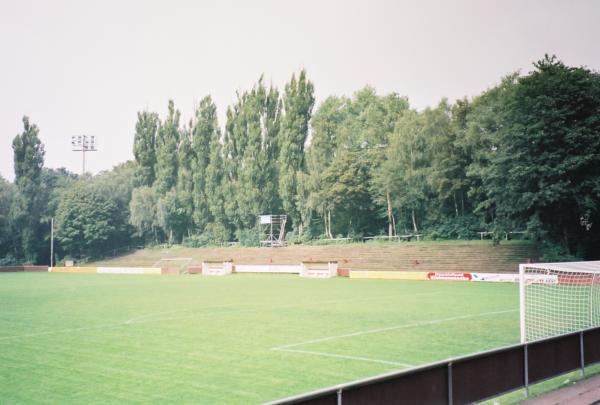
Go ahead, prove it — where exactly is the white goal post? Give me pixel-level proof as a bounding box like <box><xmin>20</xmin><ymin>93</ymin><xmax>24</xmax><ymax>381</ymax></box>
<box><xmin>519</xmin><ymin>261</ymin><xmax>600</xmax><ymax>343</ymax></box>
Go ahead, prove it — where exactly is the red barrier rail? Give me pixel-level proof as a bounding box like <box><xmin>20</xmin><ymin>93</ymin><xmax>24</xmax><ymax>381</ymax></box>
<box><xmin>0</xmin><ymin>266</ymin><xmax>48</xmax><ymax>272</ymax></box>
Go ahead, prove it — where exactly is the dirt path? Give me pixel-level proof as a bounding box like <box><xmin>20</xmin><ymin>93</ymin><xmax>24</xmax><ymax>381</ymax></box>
<box><xmin>521</xmin><ymin>374</ymin><xmax>600</xmax><ymax>405</ymax></box>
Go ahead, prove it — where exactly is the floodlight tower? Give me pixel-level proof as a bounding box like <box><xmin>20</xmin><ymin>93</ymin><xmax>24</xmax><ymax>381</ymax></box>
<box><xmin>71</xmin><ymin>135</ymin><xmax>97</xmax><ymax>175</ymax></box>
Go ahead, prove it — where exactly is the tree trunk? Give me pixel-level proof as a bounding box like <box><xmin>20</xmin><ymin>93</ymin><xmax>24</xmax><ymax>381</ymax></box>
<box><xmin>411</xmin><ymin>209</ymin><xmax>418</xmax><ymax>233</ymax></box>
<box><xmin>327</xmin><ymin>210</ymin><xmax>333</xmax><ymax>239</ymax></box>
<box><xmin>453</xmin><ymin>192</ymin><xmax>459</xmax><ymax>217</ymax></box>
<box><xmin>386</xmin><ymin>191</ymin><xmax>394</xmax><ymax>237</ymax></box>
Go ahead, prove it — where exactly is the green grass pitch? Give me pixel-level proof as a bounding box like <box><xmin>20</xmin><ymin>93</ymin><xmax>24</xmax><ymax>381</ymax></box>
<box><xmin>0</xmin><ymin>273</ymin><xmax>520</xmax><ymax>404</ymax></box>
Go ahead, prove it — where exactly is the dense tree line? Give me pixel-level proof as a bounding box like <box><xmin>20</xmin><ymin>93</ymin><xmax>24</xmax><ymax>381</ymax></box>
<box><xmin>1</xmin><ymin>57</ymin><xmax>599</xmax><ymax>264</ymax></box>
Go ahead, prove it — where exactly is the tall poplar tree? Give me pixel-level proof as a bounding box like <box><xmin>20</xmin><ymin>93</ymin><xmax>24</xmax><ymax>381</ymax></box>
<box><xmin>177</xmin><ymin>124</ymin><xmax>194</xmax><ymax>236</ymax></box>
<box><xmin>133</xmin><ymin>111</ymin><xmax>159</xmax><ymax>186</ymax></box>
<box><xmin>205</xmin><ymin>132</ymin><xmax>226</xmax><ymax>227</ymax></box>
<box><xmin>224</xmin><ymin>78</ymin><xmax>281</xmax><ymax>230</ymax></box>
<box><xmin>155</xmin><ymin>100</ymin><xmax>180</xmax><ymax>194</ymax></box>
<box><xmin>278</xmin><ymin>70</ymin><xmax>314</xmax><ymax>231</ymax></box>
<box><xmin>12</xmin><ymin>116</ymin><xmax>45</xmax><ymax>262</ymax></box>
<box><xmin>191</xmin><ymin>96</ymin><xmax>219</xmax><ymax>231</ymax></box>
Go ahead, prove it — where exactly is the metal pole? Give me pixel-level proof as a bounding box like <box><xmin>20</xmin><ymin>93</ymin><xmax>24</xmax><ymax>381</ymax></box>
<box><xmin>524</xmin><ymin>344</ymin><xmax>529</xmax><ymax>398</ymax></box>
<box><xmin>50</xmin><ymin>217</ymin><xmax>54</xmax><ymax>269</ymax></box>
<box><xmin>580</xmin><ymin>331</ymin><xmax>585</xmax><ymax>377</ymax></box>
<box><xmin>82</xmin><ymin>149</ymin><xmax>86</xmax><ymax>174</ymax></box>
<box><xmin>590</xmin><ymin>274</ymin><xmax>596</xmax><ymax>328</ymax></box>
<box><xmin>447</xmin><ymin>362</ymin><xmax>453</xmax><ymax>405</ymax></box>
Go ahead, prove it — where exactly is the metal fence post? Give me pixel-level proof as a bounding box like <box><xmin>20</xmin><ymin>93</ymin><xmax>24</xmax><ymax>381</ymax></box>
<box><xmin>580</xmin><ymin>331</ymin><xmax>586</xmax><ymax>377</ymax></box>
<box><xmin>524</xmin><ymin>344</ymin><xmax>529</xmax><ymax>398</ymax></box>
<box><xmin>448</xmin><ymin>362</ymin><xmax>453</xmax><ymax>405</ymax></box>
<box><xmin>337</xmin><ymin>388</ymin><xmax>342</xmax><ymax>405</ymax></box>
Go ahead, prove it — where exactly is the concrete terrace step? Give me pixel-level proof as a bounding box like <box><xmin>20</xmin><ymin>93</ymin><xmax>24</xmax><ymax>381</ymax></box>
<box><xmin>94</xmin><ymin>242</ymin><xmax>539</xmax><ymax>274</ymax></box>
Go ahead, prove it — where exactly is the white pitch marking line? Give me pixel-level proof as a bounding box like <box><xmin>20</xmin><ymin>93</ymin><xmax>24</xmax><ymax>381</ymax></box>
<box><xmin>116</xmin><ymin>292</ymin><xmax>442</xmax><ymax>325</ymax></box>
<box><xmin>274</xmin><ymin>309</ymin><xmax>518</xmax><ymax>350</ymax></box>
<box><xmin>122</xmin><ymin>302</ymin><xmax>241</xmax><ymax>325</ymax></box>
<box><xmin>0</xmin><ymin>303</ymin><xmax>240</xmax><ymax>342</ymax></box>
<box><xmin>273</xmin><ymin>347</ymin><xmax>413</xmax><ymax>367</ymax></box>
<box><xmin>0</xmin><ymin>291</ymin><xmax>443</xmax><ymax>342</ymax></box>
<box><xmin>0</xmin><ymin>323</ymin><xmax>121</xmax><ymax>341</ymax></box>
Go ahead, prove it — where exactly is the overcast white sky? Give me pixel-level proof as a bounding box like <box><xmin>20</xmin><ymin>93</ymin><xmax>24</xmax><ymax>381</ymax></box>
<box><xmin>1</xmin><ymin>0</ymin><xmax>599</xmax><ymax>181</ymax></box>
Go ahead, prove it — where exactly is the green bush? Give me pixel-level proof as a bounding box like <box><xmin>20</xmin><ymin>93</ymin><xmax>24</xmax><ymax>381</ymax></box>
<box><xmin>182</xmin><ymin>234</ymin><xmax>209</xmax><ymax>248</ymax></box>
<box><xmin>236</xmin><ymin>228</ymin><xmax>259</xmax><ymax>247</ymax></box>
<box><xmin>182</xmin><ymin>223</ymin><xmax>231</xmax><ymax>247</ymax></box>
<box><xmin>426</xmin><ymin>215</ymin><xmax>481</xmax><ymax>240</ymax></box>
<box><xmin>0</xmin><ymin>254</ymin><xmax>21</xmax><ymax>266</ymax></box>
<box><xmin>540</xmin><ymin>242</ymin><xmax>580</xmax><ymax>262</ymax></box>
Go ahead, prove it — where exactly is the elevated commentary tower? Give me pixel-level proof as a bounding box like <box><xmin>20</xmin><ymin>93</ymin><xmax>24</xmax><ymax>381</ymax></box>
<box><xmin>259</xmin><ymin>214</ymin><xmax>287</xmax><ymax>247</ymax></box>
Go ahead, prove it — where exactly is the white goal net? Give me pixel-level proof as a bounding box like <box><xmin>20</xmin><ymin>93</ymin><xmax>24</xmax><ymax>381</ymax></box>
<box><xmin>520</xmin><ymin>261</ymin><xmax>600</xmax><ymax>343</ymax></box>
<box><xmin>151</xmin><ymin>257</ymin><xmax>193</xmax><ymax>274</ymax></box>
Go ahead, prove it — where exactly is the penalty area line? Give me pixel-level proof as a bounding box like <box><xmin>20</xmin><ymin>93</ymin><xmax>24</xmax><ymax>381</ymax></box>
<box><xmin>273</xmin><ymin>347</ymin><xmax>413</xmax><ymax>367</ymax></box>
<box><xmin>274</xmin><ymin>309</ymin><xmax>518</xmax><ymax>350</ymax></box>
<box><xmin>270</xmin><ymin>309</ymin><xmax>517</xmax><ymax>367</ymax></box>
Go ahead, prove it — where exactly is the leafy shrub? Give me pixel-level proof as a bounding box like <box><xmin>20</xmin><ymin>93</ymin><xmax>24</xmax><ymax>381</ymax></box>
<box><xmin>182</xmin><ymin>234</ymin><xmax>209</xmax><ymax>248</ymax></box>
<box><xmin>539</xmin><ymin>242</ymin><xmax>580</xmax><ymax>262</ymax></box>
<box><xmin>182</xmin><ymin>223</ymin><xmax>231</xmax><ymax>247</ymax></box>
<box><xmin>426</xmin><ymin>215</ymin><xmax>481</xmax><ymax>240</ymax></box>
<box><xmin>0</xmin><ymin>254</ymin><xmax>20</xmax><ymax>266</ymax></box>
<box><xmin>236</xmin><ymin>228</ymin><xmax>259</xmax><ymax>247</ymax></box>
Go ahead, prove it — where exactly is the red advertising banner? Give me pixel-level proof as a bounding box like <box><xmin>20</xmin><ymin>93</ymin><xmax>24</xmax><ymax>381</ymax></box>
<box><xmin>426</xmin><ymin>272</ymin><xmax>472</xmax><ymax>281</ymax></box>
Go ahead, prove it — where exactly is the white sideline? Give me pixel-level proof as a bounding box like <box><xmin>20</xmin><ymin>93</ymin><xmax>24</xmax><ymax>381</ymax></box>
<box><xmin>273</xmin><ymin>347</ymin><xmax>413</xmax><ymax>367</ymax></box>
<box><xmin>273</xmin><ymin>309</ymin><xmax>518</xmax><ymax>350</ymax></box>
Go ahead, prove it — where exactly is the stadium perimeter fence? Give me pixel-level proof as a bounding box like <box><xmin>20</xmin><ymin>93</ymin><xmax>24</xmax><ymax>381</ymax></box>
<box><xmin>266</xmin><ymin>326</ymin><xmax>600</xmax><ymax>405</ymax></box>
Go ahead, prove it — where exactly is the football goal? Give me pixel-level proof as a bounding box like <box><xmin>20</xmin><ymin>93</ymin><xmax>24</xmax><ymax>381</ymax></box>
<box><xmin>152</xmin><ymin>257</ymin><xmax>192</xmax><ymax>274</ymax></box>
<box><xmin>519</xmin><ymin>261</ymin><xmax>600</xmax><ymax>343</ymax></box>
